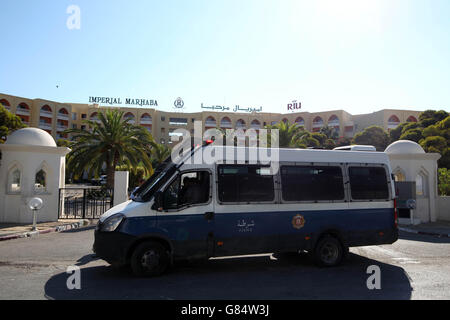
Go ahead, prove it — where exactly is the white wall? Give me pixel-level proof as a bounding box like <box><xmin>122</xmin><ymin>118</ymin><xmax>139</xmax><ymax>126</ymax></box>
<box><xmin>0</xmin><ymin>147</ymin><xmax>69</xmax><ymax>223</ymax></box>
<box><xmin>437</xmin><ymin>197</ymin><xmax>450</xmax><ymax>222</ymax></box>
<box><xmin>389</xmin><ymin>154</ymin><xmax>440</xmax><ymax>223</ymax></box>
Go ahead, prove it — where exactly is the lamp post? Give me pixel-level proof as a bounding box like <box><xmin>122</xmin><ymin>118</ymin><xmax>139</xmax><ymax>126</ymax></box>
<box><xmin>28</xmin><ymin>197</ymin><xmax>43</xmax><ymax>231</ymax></box>
<box><xmin>406</xmin><ymin>199</ymin><xmax>417</xmax><ymax>225</ymax></box>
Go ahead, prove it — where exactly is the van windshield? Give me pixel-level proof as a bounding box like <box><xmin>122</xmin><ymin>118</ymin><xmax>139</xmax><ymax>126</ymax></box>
<box><xmin>131</xmin><ymin>156</ymin><xmax>176</xmax><ymax>202</ymax></box>
<box><xmin>131</xmin><ymin>143</ymin><xmax>209</xmax><ymax>202</ymax></box>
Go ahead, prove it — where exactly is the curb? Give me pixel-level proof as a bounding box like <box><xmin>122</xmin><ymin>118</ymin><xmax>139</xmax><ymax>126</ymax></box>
<box><xmin>0</xmin><ymin>220</ymin><xmax>94</xmax><ymax>242</ymax></box>
<box><xmin>399</xmin><ymin>226</ymin><xmax>450</xmax><ymax>238</ymax></box>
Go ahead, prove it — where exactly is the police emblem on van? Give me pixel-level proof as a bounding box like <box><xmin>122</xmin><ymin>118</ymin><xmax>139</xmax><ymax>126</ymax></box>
<box><xmin>292</xmin><ymin>214</ymin><xmax>305</xmax><ymax>229</ymax></box>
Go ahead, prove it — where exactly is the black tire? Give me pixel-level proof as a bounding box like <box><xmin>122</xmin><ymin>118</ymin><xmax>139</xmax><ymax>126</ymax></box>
<box><xmin>130</xmin><ymin>241</ymin><xmax>170</xmax><ymax>277</ymax></box>
<box><xmin>313</xmin><ymin>235</ymin><xmax>344</xmax><ymax>267</ymax></box>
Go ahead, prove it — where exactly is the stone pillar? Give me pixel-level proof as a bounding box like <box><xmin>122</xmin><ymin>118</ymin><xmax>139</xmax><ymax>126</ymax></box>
<box><xmin>113</xmin><ymin>171</ymin><xmax>129</xmax><ymax>206</ymax></box>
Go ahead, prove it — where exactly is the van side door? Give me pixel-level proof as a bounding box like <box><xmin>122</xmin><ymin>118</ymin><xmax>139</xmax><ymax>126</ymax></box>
<box><xmin>212</xmin><ymin>164</ymin><xmax>280</xmax><ymax>256</ymax></box>
<box><xmin>157</xmin><ymin>170</ymin><xmax>214</xmax><ymax>260</ymax></box>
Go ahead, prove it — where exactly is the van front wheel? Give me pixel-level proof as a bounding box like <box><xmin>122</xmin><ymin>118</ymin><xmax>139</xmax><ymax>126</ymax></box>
<box><xmin>131</xmin><ymin>241</ymin><xmax>170</xmax><ymax>277</ymax></box>
<box><xmin>313</xmin><ymin>235</ymin><xmax>344</xmax><ymax>267</ymax></box>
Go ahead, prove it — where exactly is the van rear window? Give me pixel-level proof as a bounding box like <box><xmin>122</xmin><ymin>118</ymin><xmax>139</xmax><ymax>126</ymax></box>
<box><xmin>348</xmin><ymin>167</ymin><xmax>389</xmax><ymax>200</ymax></box>
<box><xmin>218</xmin><ymin>165</ymin><xmax>274</xmax><ymax>202</ymax></box>
<box><xmin>280</xmin><ymin>166</ymin><xmax>345</xmax><ymax>201</ymax></box>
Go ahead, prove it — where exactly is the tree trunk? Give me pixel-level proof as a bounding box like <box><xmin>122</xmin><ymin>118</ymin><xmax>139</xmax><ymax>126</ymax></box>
<box><xmin>106</xmin><ymin>163</ymin><xmax>115</xmax><ymax>189</ymax></box>
<box><xmin>107</xmin><ymin>151</ymin><xmax>120</xmax><ymax>189</ymax></box>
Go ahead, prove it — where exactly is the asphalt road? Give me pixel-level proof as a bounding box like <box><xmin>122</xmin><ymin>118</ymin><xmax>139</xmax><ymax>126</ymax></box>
<box><xmin>0</xmin><ymin>227</ymin><xmax>449</xmax><ymax>300</ymax></box>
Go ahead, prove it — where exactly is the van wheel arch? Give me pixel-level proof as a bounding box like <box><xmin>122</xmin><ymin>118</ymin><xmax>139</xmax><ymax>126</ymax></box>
<box><xmin>313</xmin><ymin>229</ymin><xmax>347</xmax><ymax>250</ymax></box>
<box><xmin>127</xmin><ymin>236</ymin><xmax>173</xmax><ymax>264</ymax></box>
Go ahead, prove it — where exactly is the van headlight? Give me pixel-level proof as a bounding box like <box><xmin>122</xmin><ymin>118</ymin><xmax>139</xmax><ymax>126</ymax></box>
<box><xmin>100</xmin><ymin>214</ymin><xmax>125</xmax><ymax>232</ymax></box>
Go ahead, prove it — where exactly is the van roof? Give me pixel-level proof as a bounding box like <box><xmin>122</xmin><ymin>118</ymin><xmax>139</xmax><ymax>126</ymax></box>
<box><xmin>333</xmin><ymin>145</ymin><xmax>377</xmax><ymax>152</ymax></box>
<box><xmin>184</xmin><ymin>145</ymin><xmax>390</xmax><ymax>165</ymax></box>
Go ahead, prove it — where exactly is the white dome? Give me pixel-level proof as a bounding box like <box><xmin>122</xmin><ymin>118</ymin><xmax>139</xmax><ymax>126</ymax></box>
<box><xmin>385</xmin><ymin>140</ymin><xmax>425</xmax><ymax>154</ymax></box>
<box><xmin>5</xmin><ymin>128</ymin><xmax>57</xmax><ymax>147</ymax></box>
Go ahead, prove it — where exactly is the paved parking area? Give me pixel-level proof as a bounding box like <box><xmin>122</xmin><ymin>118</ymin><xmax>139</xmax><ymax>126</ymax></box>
<box><xmin>0</xmin><ymin>227</ymin><xmax>449</xmax><ymax>300</ymax></box>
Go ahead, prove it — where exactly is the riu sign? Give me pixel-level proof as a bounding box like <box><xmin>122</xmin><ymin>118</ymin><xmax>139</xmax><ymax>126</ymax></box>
<box><xmin>287</xmin><ymin>100</ymin><xmax>301</xmax><ymax>111</ymax></box>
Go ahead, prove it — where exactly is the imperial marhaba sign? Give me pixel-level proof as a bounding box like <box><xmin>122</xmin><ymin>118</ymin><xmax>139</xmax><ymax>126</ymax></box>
<box><xmin>89</xmin><ymin>96</ymin><xmax>158</xmax><ymax>106</ymax></box>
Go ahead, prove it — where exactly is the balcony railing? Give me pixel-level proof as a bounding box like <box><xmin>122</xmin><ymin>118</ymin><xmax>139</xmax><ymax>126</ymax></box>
<box><xmin>57</xmin><ymin>125</ymin><xmax>68</xmax><ymax>132</ymax></box>
<box><xmin>57</xmin><ymin>113</ymin><xmax>69</xmax><ymax>120</ymax></box>
<box><xmin>40</xmin><ymin>110</ymin><xmax>53</xmax><ymax>117</ymax></box>
<box><xmin>388</xmin><ymin>121</ymin><xmax>400</xmax><ymax>129</ymax></box>
<box><xmin>312</xmin><ymin>122</ymin><xmax>323</xmax><ymax>128</ymax></box>
<box><xmin>205</xmin><ymin>121</ymin><xmax>217</xmax><ymax>127</ymax></box>
<box><xmin>16</xmin><ymin>109</ymin><xmax>30</xmax><ymax>116</ymax></box>
<box><xmin>140</xmin><ymin>119</ymin><xmax>152</xmax><ymax>124</ymax></box>
<box><xmin>328</xmin><ymin>120</ymin><xmax>340</xmax><ymax>127</ymax></box>
<box><xmin>39</xmin><ymin>122</ymin><xmax>52</xmax><ymax>130</ymax></box>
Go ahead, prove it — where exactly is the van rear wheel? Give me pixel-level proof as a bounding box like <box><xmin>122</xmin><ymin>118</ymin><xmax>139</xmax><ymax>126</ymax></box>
<box><xmin>314</xmin><ymin>235</ymin><xmax>344</xmax><ymax>267</ymax></box>
<box><xmin>130</xmin><ymin>241</ymin><xmax>170</xmax><ymax>277</ymax></box>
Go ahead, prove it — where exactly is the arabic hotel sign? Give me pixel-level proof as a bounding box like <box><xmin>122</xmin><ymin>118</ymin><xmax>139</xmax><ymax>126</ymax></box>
<box><xmin>201</xmin><ymin>103</ymin><xmax>263</xmax><ymax>113</ymax></box>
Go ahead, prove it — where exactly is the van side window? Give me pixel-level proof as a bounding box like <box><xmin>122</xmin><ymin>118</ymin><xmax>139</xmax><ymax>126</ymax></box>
<box><xmin>218</xmin><ymin>165</ymin><xmax>274</xmax><ymax>203</ymax></box>
<box><xmin>348</xmin><ymin>167</ymin><xmax>389</xmax><ymax>200</ymax></box>
<box><xmin>163</xmin><ymin>171</ymin><xmax>210</xmax><ymax>209</ymax></box>
<box><xmin>280</xmin><ymin>166</ymin><xmax>344</xmax><ymax>201</ymax></box>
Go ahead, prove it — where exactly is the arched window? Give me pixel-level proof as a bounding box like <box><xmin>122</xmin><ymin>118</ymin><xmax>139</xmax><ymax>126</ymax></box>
<box><xmin>328</xmin><ymin>115</ymin><xmax>340</xmax><ymax>127</ymax></box>
<box><xmin>205</xmin><ymin>116</ymin><xmax>217</xmax><ymax>128</ymax></box>
<box><xmin>41</xmin><ymin>105</ymin><xmax>52</xmax><ymax>113</ymax></box>
<box><xmin>35</xmin><ymin>169</ymin><xmax>47</xmax><ymax>194</ymax></box>
<box><xmin>39</xmin><ymin>105</ymin><xmax>53</xmax><ymax>131</ymax></box>
<box><xmin>416</xmin><ymin>173</ymin><xmax>427</xmax><ymax>197</ymax></box>
<box><xmin>16</xmin><ymin>103</ymin><xmax>30</xmax><ymax>124</ymax></box>
<box><xmin>58</xmin><ymin>108</ymin><xmax>69</xmax><ymax>115</ymax></box>
<box><xmin>282</xmin><ymin>118</ymin><xmax>289</xmax><ymax>124</ymax></box>
<box><xmin>235</xmin><ymin>119</ymin><xmax>246</xmax><ymax>129</ymax></box>
<box><xmin>250</xmin><ymin>119</ymin><xmax>261</xmax><ymax>129</ymax></box>
<box><xmin>407</xmin><ymin>116</ymin><xmax>418</xmax><ymax>122</ymax></box>
<box><xmin>393</xmin><ymin>170</ymin><xmax>406</xmax><ymax>182</ymax></box>
<box><xmin>90</xmin><ymin>112</ymin><xmax>99</xmax><ymax>120</ymax></box>
<box><xmin>312</xmin><ymin>116</ymin><xmax>323</xmax><ymax>132</ymax></box>
<box><xmin>313</xmin><ymin>116</ymin><xmax>323</xmax><ymax>125</ymax></box>
<box><xmin>295</xmin><ymin>117</ymin><xmax>305</xmax><ymax>127</ymax></box>
<box><xmin>7</xmin><ymin>166</ymin><xmax>22</xmax><ymax>193</ymax></box>
<box><xmin>0</xmin><ymin>99</ymin><xmax>11</xmax><ymax>110</ymax></box>
<box><xmin>388</xmin><ymin>115</ymin><xmax>400</xmax><ymax>129</ymax></box>
<box><xmin>140</xmin><ymin>113</ymin><xmax>152</xmax><ymax>130</ymax></box>
<box><xmin>220</xmin><ymin>117</ymin><xmax>232</xmax><ymax>128</ymax></box>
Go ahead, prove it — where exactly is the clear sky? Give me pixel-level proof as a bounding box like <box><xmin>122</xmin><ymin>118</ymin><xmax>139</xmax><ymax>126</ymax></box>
<box><xmin>1</xmin><ymin>0</ymin><xmax>449</xmax><ymax>114</ymax></box>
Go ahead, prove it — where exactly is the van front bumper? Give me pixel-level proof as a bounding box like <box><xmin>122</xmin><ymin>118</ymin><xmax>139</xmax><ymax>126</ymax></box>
<box><xmin>93</xmin><ymin>230</ymin><xmax>136</xmax><ymax>266</ymax></box>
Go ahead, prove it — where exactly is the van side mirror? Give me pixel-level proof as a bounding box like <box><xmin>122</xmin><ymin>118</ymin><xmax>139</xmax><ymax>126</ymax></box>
<box><xmin>152</xmin><ymin>191</ymin><xmax>164</xmax><ymax>212</ymax></box>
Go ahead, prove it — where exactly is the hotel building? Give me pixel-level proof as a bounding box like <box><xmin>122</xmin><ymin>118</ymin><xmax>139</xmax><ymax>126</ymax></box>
<box><xmin>0</xmin><ymin>93</ymin><xmax>422</xmax><ymax>145</ymax></box>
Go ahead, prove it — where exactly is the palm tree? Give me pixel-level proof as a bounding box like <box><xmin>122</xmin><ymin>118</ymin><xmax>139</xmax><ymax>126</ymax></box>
<box><xmin>64</xmin><ymin>109</ymin><xmax>155</xmax><ymax>188</ymax></box>
<box><xmin>265</xmin><ymin>121</ymin><xmax>308</xmax><ymax>148</ymax></box>
<box><xmin>150</xmin><ymin>143</ymin><xmax>171</xmax><ymax>168</ymax></box>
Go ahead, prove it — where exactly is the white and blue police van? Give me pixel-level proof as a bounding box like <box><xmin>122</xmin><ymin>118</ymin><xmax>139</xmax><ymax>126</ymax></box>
<box><xmin>94</xmin><ymin>144</ymin><xmax>398</xmax><ymax>277</ymax></box>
